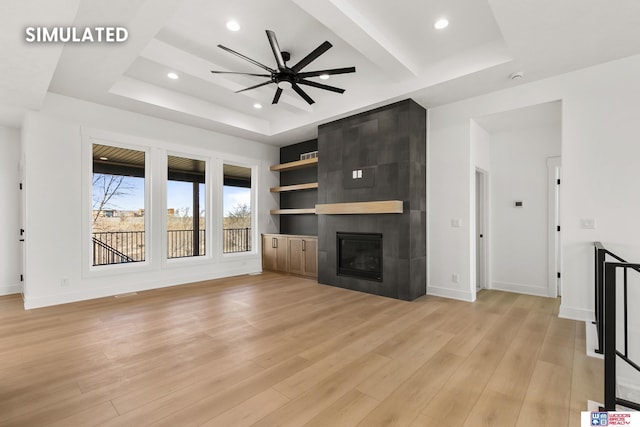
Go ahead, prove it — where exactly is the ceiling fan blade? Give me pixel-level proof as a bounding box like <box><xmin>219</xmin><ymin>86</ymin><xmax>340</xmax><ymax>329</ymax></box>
<box><xmin>298</xmin><ymin>79</ymin><xmax>345</xmax><ymax>94</ymax></box>
<box><xmin>291</xmin><ymin>41</ymin><xmax>332</xmax><ymax>73</ymax></box>
<box><xmin>272</xmin><ymin>87</ymin><xmax>283</xmax><ymax>104</ymax></box>
<box><xmin>211</xmin><ymin>71</ymin><xmax>271</xmax><ymax>77</ymax></box>
<box><xmin>298</xmin><ymin>66</ymin><xmax>356</xmax><ymax>78</ymax></box>
<box><xmin>292</xmin><ymin>83</ymin><xmax>315</xmax><ymax>105</ymax></box>
<box><xmin>218</xmin><ymin>44</ymin><xmax>275</xmax><ymax>73</ymax></box>
<box><xmin>266</xmin><ymin>30</ymin><xmax>286</xmax><ymax>70</ymax></box>
<box><xmin>235</xmin><ymin>80</ymin><xmax>273</xmax><ymax>93</ymax></box>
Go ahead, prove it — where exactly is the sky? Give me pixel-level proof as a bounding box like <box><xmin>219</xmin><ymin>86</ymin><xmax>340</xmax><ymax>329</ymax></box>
<box><xmin>94</xmin><ymin>175</ymin><xmax>251</xmax><ymax>217</ymax></box>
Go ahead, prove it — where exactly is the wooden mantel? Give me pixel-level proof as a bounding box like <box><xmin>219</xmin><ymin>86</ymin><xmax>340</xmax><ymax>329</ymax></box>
<box><xmin>315</xmin><ymin>200</ymin><xmax>403</xmax><ymax>215</ymax></box>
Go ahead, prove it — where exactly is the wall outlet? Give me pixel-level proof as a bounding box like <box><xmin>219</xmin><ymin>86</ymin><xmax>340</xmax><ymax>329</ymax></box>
<box><xmin>451</xmin><ymin>219</ymin><xmax>461</xmax><ymax>228</ymax></box>
<box><xmin>452</xmin><ymin>274</ymin><xmax>459</xmax><ymax>284</ymax></box>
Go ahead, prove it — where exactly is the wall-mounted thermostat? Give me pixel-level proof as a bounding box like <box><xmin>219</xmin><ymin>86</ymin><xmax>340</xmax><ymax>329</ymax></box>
<box><xmin>514</xmin><ymin>200</ymin><xmax>524</xmax><ymax>208</ymax></box>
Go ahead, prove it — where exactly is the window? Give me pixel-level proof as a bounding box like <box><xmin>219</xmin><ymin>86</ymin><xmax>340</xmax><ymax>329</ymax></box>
<box><xmin>222</xmin><ymin>164</ymin><xmax>252</xmax><ymax>253</ymax></box>
<box><xmin>167</xmin><ymin>155</ymin><xmax>206</xmax><ymax>259</ymax></box>
<box><xmin>92</xmin><ymin>144</ymin><xmax>146</xmax><ymax>266</ymax></box>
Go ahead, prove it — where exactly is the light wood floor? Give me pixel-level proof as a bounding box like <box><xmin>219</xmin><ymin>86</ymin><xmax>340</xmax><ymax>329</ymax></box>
<box><xmin>0</xmin><ymin>272</ymin><xmax>602</xmax><ymax>426</ymax></box>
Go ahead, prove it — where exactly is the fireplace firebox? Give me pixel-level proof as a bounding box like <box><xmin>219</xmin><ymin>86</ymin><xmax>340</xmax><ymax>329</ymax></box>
<box><xmin>337</xmin><ymin>232</ymin><xmax>382</xmax><ymax>282</ymax></box>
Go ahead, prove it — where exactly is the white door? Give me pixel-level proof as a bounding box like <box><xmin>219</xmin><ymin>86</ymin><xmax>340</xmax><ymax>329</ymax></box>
<box><xmin>547</xmin><ymin>157</ymin><xmax>561</xmax><ymax>297</ymax></box>
<box><xmin>19</xmin><ymin>153</ymin><xmax>25</xmax><ymax>297</ymax></box>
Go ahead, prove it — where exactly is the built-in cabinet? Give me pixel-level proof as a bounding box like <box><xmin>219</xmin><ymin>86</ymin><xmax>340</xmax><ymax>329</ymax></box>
<box><xmin>288</xmin><ymin>236</ymin><xmax>318</xmax><ymax>277</ymax></box>
<box><xmin>262</xmin><ymin>234</ymin><xmax>288</xmax><ymax>272</ymax></box>
<box><xmin>262</xmin><ymin>234</ymin><xmax>317</xmax><ymax>278</ymax></box>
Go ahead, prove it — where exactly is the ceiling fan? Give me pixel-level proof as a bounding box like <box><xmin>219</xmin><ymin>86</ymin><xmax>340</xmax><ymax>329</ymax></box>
<box><xmin>211</xmin><ymin>30</ymin><xmax>356</xmax><ymax>105</ymax></box>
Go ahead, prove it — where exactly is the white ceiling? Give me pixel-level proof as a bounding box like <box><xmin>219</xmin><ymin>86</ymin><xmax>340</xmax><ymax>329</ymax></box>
<box><xmin>2</xmin><ymin>0</ymin><xmax>640</xmax><ymax>146</ymax></box>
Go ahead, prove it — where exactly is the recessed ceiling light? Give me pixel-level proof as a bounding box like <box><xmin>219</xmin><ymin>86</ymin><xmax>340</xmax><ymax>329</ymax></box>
<box><xmin>319</xmin><ymin>74</ymin><xmax>330</xmax><ymax>80</ymax></box>
<box><xmin>434</xmin><ymin>18</ymin><xmax>449</xmax><ymax>30</ymax></box>
<box><xmin>167</xmin><ymin>72</ymin><xmax>179</xmax><ymax>80</ymax></box>
<box><xmin>253</xmin><ymin>103</ymin><xmax>262</xmax><ymax>109</ymax></box>
<box><xmin>226</xmin><ymin>20</ymin><xmax>240</xmax><ymax>32</ymax></box>
<box><xmin>99</xmin><ymin>157</ymin><xmax>108</xmax><ymax>161</ymax></box>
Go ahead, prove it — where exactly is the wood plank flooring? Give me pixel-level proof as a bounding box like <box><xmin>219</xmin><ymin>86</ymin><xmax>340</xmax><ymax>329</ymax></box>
<box><xmin>0</xmin><ymin>272</ymin><xmax>602</xmax><ymax>426</ymax></box>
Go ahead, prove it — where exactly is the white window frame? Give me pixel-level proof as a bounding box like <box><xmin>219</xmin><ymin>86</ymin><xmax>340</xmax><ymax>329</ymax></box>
<box><xmin>81</xmin><ymin>129</ymin><xmax>154</xmax><ymax>278</ymax></box>
<box><xmin>163</xmin><ymin>151</ymin><xmax>213</xmax><ymax>268</ymax></box>
<box><xmin>219</xmin><ymin>158</ymin><xmax>259</xmax><ymax>260</ymax></box>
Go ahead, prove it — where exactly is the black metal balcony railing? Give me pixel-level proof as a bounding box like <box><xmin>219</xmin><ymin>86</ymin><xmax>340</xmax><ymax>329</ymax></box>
<box><xmin>223</xmin><ymin>227</ymin><xmax>252</xmax><ymax>254</ymax></box>
<box><xmin>594</xmin><ymin>242</ymin><xmax>640</xmax><ymax>411</ymax></box>
<box><xmin>92</xmin><ymin>228</ymin><xmax>251</xmax><ymax>266</ymax></box>
<box><xmin>167</xmin><ymin>229</ymin><xmax>206</xmax><ymax>259</ymax></box>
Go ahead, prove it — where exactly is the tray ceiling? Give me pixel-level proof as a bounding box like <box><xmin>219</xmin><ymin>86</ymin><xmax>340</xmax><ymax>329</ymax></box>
<box><xmin>3</xmin><ymin>0</ymin><xmax>640</xmax><ymax>145</ymax></box>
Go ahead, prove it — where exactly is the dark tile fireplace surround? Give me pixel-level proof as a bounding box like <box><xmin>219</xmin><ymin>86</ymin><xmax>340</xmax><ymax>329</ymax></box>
<box><xmin>316</xmin><ymin>99</ymin><xmax>426</xmax><ymax>301</ymax></box>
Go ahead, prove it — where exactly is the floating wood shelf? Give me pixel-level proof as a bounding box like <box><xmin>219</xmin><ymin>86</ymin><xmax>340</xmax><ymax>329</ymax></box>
<box><xmin>315</xmin><ymin>200</ymin><xmax>403</xmax><ymax>215</ymax></box>
<box><xmin>270</xmin><ymin>182</ymin><xmax>318</xmax><ymax>193</ymax></box>
<box><xmin>270</xmin><ymin>157</ymin><xmax>318</xmax><ymax>172</ymax></box>
<box><xmin>270</xmin><ymin>208</ymin><xmax>317</xmax><ymax>215</ymax></box>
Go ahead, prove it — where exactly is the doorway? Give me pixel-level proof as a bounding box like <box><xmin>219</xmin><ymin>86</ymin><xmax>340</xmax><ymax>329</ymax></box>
<box><xmin>475</xmin><ymin>168</ymin><xmax>488</xmax><ymax>290</ymax></box>
<box><xmin>473</xmin><ymin>100</ymin><xmax>562</xmax><ymax>298</ymax></box>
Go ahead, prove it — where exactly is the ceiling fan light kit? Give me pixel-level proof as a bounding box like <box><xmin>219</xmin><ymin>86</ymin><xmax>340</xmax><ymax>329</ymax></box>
<box><xmin>211</xmin><ymin>30</ymin><xmax>356</xmax><ymax>105</ymax></box>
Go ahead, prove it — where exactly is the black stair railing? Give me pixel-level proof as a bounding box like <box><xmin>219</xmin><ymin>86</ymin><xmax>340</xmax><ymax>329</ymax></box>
<box><xmin>92</xmin><ymin>237</ymin><xmax>135</xmax><ymax>265</ymax></box>
<box><xmin>594</xmin><ymin>242</ymin><xmax>640</xmax><ymax>411</ymax></box>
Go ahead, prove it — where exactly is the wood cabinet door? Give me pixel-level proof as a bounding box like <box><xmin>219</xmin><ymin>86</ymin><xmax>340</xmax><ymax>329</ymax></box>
<box><xmin>302</xmin><ymin>238</ymin><xmax>318</xmax><ymax>277</ymax></box>
<box><xmin>263</xmin><ymin>235</ymin><xmax>288</xmax><ymax>272</ymax></box>
<box><xmin>288</xmin><ymin>238</ymin><xmax>304</xmax><ymax>275</ymax></box>
<box><xmin>262</xmin><ymin>235</ymin><xmax>277</xmax><ymax>271</ymax></box>
<box><xmin>274</xmin><ymin>236</ymin><xmax>288</xmax><ymax>272</ymax></box>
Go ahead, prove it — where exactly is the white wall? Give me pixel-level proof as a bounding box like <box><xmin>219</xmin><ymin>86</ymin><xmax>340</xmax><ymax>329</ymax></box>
<box><xmin>22</xmin><ymin>93</ymin><xmax>280</xmax><ymax>309</ymax></box>
<box><xmin>427</xmin><ymin>53</ymin><xmax>640</xmax><ymax>322</ymax></box>
<box><xmin>427</xmin><ymin>121</ymin><xmax>473</xmax><ymax>300</ymax></box>
<box><xmin>0</xmin><ymin>126</ymin><xmax>22</xmax><ymax>295</ymax></box>
<box><xmin>489</xmin><ymin>125</ymin><xmax>561</xmax><ymax>296</ymax></box>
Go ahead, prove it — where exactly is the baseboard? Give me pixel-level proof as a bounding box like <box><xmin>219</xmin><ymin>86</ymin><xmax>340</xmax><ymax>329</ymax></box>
<box><xmin>427</xmin><ymin>285</ymin><xmax>475</xmax><ymax>302</ymax></box>
<box><xmin>0</xmin><ymin>283</ymin><xmax>22</xmax><ymax>296</ymax></box>
<box><xmin>585</xmin><ymin>321</ymin><xmax>603</xmax><ymax>359</ymax></box>
<box><xmin>491</xmin><ymin>281</ymin><xmax>550</xmax><ymax>297</ymax></box>
<box><xmin>559</xmin><ymin>304</ymin><xmax>594</xmax><ymax>322</ymax></box>
<box><xmin>24</xmin><ymin>266</ymin><xmax>260</xmax><ymax>309</ymax></box>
